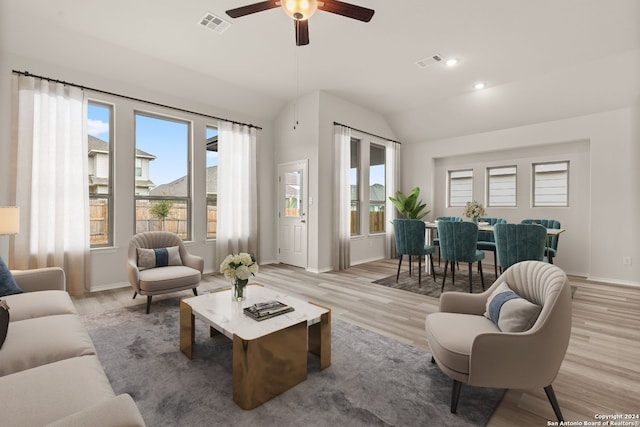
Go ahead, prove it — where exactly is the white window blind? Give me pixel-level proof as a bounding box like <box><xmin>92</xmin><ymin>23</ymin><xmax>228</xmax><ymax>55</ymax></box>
<box><xmin>533</xmin><ymin>161</ymin><xmax>569</xmax><ymax>207</ymax></box>
<box><xmin>488</xmin><ymin>166</ymin><xmax>517</xmax><ymax>207</ymax></box>
<box><xmin>448</xmin><ymin>169</ymin><xmax>473</xmax><ymax>207</ymax></box>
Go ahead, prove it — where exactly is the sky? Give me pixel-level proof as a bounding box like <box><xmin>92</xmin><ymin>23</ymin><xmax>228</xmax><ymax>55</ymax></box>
<box><xmin>87</xmin><ymin>104</ymin><xmax>218</xmax><ymax>186</ymax></box>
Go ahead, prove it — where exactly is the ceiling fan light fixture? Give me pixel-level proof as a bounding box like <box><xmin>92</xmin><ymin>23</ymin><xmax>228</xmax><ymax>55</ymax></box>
<box><xmin>282</xmin><ymin>0</ymin><xmax>318</xmax><ymax>20</ymax></box>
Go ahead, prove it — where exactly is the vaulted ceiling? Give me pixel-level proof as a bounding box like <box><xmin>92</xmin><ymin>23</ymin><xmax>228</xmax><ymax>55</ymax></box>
<box><xmin>2</xmin><ymin>0</ymin><xmax>639</xmax><ymax>143</ymax></box>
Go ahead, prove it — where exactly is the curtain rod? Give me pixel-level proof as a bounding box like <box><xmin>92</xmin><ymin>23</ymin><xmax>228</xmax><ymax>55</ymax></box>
<box><xmin>333</xmin><ymin>121</ymin><xmax>400</xmax><ymax>144</ymax></box>
<box><xmin>12</xmin><ymin>70</ymin><xmax>262</xmax><ymax>130</ymax></box>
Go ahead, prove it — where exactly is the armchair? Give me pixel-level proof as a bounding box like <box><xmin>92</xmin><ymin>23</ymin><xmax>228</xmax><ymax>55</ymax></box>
<box><xmin>128</xmin><ymin>231</ymin><xmax>203</xmax><ymax>313</ymax></box>
<box><xmin>425</xmin><ymin>261</ymin><xmax>571</xmax><ymax>421</ymax></box>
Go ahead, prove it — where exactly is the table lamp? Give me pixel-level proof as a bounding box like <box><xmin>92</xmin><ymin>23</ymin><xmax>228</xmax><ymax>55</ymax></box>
<box><xmin>0</xmin><ymin>207</ymin><xmax>20</xmax><ymax>235</ymax></box>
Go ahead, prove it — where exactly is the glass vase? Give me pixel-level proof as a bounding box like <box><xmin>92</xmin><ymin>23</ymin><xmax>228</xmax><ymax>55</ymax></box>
<box><xmin>232</xmin><ymin>278</ymin><xmax>249</xmax><ymax>302</ymax></box>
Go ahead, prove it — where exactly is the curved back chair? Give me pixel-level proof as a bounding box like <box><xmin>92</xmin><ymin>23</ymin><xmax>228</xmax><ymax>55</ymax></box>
<box><xmin>520</xmin><ymin>219</ymin><xmax>561</xmax><ymax>263</ymax></box>
<box><xmin>127</xmin><ymin>231</ymin><xmax>204</xmax><ymax>313</ymax></box>
<box><xmin>425</xmin><ymin>261</ymin><xmax>572</xmax><ymax>422</ymax></box>
<box><xmin>393</xmin><ymin>219</ymin><xmax>436</xmax><ymax>287</ymax></box>
<box><xmin>494</xmin><ymin>223</ymin><xmax>547</xmax><ymax>272</ymax></box>
<box><xmin>437</xmin><ymin>221</ymin><xmax>485</xmax><ymax>293</ymax></box>
<box><xmin>433</xmin><ymin>216</ymin><xmax>463</xmax><ymax>266</ymax></box>
<box><xmin>476</xmin><ymin>217</ymin><xmax>506</xmax><ymax>278</ymax></box>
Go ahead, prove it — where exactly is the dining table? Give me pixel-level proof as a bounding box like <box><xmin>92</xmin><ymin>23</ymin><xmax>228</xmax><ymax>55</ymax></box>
<box><xmin>423</xmin><ymin>221</ymin><xmax>565</xmax><ymax>274</ymax></box>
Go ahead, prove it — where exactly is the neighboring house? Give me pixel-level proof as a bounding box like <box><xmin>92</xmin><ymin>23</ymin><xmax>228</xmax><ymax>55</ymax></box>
<box><xmin>88</xmin><ymin>135</ymin><xmax>156</xmax><ymax>195</ymax></box>
<box><xmin>350</xmin><ymin>183</ymin><xmax>386</xmax><ymax>208</ymax></box>
<box><xmin>149</xmin><ymin>166</ymin><xmax>218</xmax><ymax>198</ymax></box>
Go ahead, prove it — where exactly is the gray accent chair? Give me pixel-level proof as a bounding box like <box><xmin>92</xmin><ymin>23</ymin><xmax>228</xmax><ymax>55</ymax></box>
<box><xmin>127</xmin><ymin>231</ymin><xmax>203</xmax><ymax>313</ymax></box>
<box><xmin>425</xmin><ymin>261</ymin><xmax>572</xmax><ymax>422</ymax></box>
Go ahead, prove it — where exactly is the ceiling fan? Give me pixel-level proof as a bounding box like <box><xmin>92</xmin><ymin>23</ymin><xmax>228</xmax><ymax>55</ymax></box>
<box><xmin>225</xmin><ymin>0</ymin><xmax>375</xmax><ymax>46</ymax></box>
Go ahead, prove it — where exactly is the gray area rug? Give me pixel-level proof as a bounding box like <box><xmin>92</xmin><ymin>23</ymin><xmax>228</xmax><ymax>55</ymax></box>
<box><xmin>83</xmin><ymin>297</ymin><xmax>504</xmax><ymax>427</ymax></box>
<box><xmin>372</xmin><ymin>261</ymin><xmax>497</xmax><ymax>297</ymax></box>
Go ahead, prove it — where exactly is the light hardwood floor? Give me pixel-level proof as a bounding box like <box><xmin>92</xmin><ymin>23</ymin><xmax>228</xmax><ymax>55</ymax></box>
<box><xmin>73</xmin><ymin>259</ymin><xmax>640</xmax><ymax>426</ymax></box>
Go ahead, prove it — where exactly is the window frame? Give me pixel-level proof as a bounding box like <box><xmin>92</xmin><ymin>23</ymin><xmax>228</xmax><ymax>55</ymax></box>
<box><xmin>532</xmin><ymin>161</ymin><xmax>569</xmax><ymax>207</ymax></box>
<box><xmin>486</xmin><ymin>165</ymin><xmax>517</xmax><ymax>207</ymax></box>
<box><xmin>350</xmin><ymin>137</ymin><xmax>361</xmax><ymax>236</ymax></box>
<box><xmin>447</xmin><ymin>169</ymin><xmax>473</xmax><ymax>207</ymax></box>
<box><xmin>368</xmin><ymin>142</ymin><xmax>386</xmax><ymax>235</ymax></box>
<box><xmin>134</xmin><ymin>111</ymin><xmax>193</xmax><ymax>241</ymax></box>
<box><xmin>88</xmin><ymin>100</ymin><xmax>114</xmax><ymax>248</ymax></box>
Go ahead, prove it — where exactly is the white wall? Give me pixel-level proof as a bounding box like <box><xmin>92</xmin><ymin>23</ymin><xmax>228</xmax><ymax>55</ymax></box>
<box><xmin>0</xmin><ymin>50</ymin><xmax>276</xmax><ymax>290</ymax></box>
<box><xmin>273</xmin><ymin>90</ymin><xmax>397</xmax><ymax>272</ymax></box>
<box><xmin>402</xmin><ymin>107</ymin><xmax>640</xmax><ymax>285</ymax></box>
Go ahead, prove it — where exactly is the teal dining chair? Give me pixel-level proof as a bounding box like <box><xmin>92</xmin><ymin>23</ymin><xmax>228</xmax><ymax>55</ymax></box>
<box><xmin>476</xmin><ymin>217</ymin><xmax>506</xmax><ymax>278</ymax></box>
<box><xmin>520</xmin><ymin>219</ymin><xmax>561</xmax><ymax>264</ymax></box>
<box><xmin>433</xmin><ymin>216</ymin><xmax>463</xmax><ymax>266</ymax></box>
<box><xmin>393</xmin><ymin>219</ymin><xmax>436</xmax><ymax>287</ymax></box>
<box><xmin>437</xmin><ymin>221</ymin><xmax>485</xmax><ymax>293</ymax></box>
<box><xmin>494</xmin><ymin>223</ymin><xmax>547</xmax><ymax>272</ymax></box>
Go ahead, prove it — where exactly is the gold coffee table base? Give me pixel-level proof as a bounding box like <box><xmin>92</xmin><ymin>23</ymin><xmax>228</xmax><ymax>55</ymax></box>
<box><xmin>180</xmin><ymin>298</ymin><xmax>331</xmax><ymax>410</ymax></box>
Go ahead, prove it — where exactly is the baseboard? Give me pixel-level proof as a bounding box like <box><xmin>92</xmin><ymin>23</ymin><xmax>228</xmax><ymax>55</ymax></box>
<box><xmin>586</xmin><ymin>276</ymin><xmax>640</xmax><ymax>288</ymax></box>
<box><xmin>89</xmin><ymin>281</ymin><xmax>129</xmax><ymax>293</ymax></box>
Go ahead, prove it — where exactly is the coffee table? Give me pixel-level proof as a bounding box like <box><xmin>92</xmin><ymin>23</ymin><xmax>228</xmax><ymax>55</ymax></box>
<box><xmin>179</xmin><ymin>284</ymin><xmax>331</xmax><ymax>410</ymax></box>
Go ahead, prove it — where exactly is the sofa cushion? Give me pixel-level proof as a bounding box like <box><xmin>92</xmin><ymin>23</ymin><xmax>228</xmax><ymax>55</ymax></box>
<box><xmin>0</xmin><ymin>256</ymin><xmax>22</xmax><ymax>297</ymax></box>
<box><xmin>138</xmin><ymin>265</ymin><xmax>201</xmax><ymax>292</ymax></box>
<box><xmin>0</xmin><ymin>355</ymin><xmax>115</xmax><ymax>427</ymax></box>
<box><xmin>0</xmin><ymin>314</ymin><xmax>96</xmax><ymax>376</ymax></box>
<box><xmin>3</xmin><ymin>290</ymin><xmax>77</xmax><ymax>322</ymax></box>
<box><xmin>425</xmin><ymin>312</ymin><xmax>499</xmax><ymax>375</ymax></box>
<box><xmin>484</xmin><ymin>281</ymin><xmax>542</xmax><ymax>332</ymax></box>
<box><xmin>44</xmin><ymin>394</ymin><xmax>146</xmax><ymax>427</ymax></box>
<box><xmin>137</xmin><ymin>246</ymin><xmax>182</xmax><ymax>270</ymax></box>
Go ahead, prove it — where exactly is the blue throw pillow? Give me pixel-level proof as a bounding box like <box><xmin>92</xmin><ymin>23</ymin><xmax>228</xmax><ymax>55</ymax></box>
<box><xmin>0</xmin><ymin>256</ymin><xmax>23</xmax><ymax>297</ymax></box>
<box><xmin>483</xmin><ymin>281</ymin><xmax>541</xmax><ymax>332</ymax></box>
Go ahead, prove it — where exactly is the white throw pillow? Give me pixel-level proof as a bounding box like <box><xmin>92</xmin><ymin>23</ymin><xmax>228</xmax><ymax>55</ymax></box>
<box><xmin>137</xmin><ymin>246</ymin><xmax>182</xmax><ymax>270</ymax></box>
<box><xmin>484</xmin><ymin>281</ymin><xmax>542</xmax><ymax>332</ymax></box>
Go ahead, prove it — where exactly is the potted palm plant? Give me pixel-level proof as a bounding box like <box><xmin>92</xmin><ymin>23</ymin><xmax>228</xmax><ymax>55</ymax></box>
<box><xmin>389</xmin><ymin>187</ymin><xmax>430</xmax><ymax>220</ymax></box>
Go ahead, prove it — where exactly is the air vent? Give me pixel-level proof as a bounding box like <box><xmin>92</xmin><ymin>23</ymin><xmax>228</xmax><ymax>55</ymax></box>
<box><xmin>199</xmin><ymin>13</ymin><xmax>231</xmax><ymax>34</ymax></box>
<box><xmin>416</xmin><ymin>54</ymin><xmax>443</xmax><ymax>69</ymax></box>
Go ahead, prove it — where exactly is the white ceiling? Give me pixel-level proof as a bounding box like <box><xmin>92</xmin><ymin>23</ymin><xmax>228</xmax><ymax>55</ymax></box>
<box><xmin>2</xmin><ymin>0</ymin><xmax>639</xmax><ymax>143</ymax></box>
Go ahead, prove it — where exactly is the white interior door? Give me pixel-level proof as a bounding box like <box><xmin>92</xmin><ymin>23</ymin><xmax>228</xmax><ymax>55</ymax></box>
<box><xmin>278</xmin><ymin>160</ymin><xmax>308</xmax><ymax>268</ymax></box>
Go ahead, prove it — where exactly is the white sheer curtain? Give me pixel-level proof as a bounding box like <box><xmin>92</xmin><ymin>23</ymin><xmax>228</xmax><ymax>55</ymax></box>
<box><xmin>215</xmin><ymin>121</ymin><xmax>258</xmax><ymax>268</ymax></box>
<box><xmin>12</xmin><ymin>75</ymin><xmax>89</xmax><ymax>296</ymax></box>
<box><xmin>385</xmin><ymin>141</ymin><xmax>401</xmax><ymax>259</ymax></box>
<box><xmin>333</xmin><ymin>125</ymin><xmax>351</xmax><ymax>270</ymax></box>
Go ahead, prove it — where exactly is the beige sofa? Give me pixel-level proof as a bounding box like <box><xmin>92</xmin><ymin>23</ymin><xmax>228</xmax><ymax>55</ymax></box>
<box><xmin>0</xmin><ymin>267</ymin><xmax>146</xmax><ymax>427</ymax></box>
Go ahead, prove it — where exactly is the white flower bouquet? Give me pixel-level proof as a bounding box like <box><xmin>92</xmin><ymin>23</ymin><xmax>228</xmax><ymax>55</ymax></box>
<box><xmin>463</xmin><ymin>200</ymin><xmax>486</xmax><ymax>221</ymax></box>
<box><xmin>220</xmin><ymin>253</ymin><xmax>259</xmax><ymax>281</ymax></box>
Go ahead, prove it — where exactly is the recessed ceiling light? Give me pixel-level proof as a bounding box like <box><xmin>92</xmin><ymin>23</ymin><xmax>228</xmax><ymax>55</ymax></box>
<box><xmin>473</xmin><ymin>82</ymin><xmax>486</xmax><ymax>90</ymax></box>
<box><xmin>445</xmin><ymin>58</ymin><xmax>459</xmax><ymax>67</ymax></box>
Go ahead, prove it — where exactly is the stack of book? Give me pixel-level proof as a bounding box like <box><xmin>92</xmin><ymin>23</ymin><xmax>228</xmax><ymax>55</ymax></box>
<box><xmin>244</xmin><ymin>300</ymin><xmax>294</xmax><ymax>321</ymax></box>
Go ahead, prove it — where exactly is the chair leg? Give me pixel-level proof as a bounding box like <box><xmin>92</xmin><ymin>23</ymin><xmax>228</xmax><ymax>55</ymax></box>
<box><xmin>132</xmin><ymin>291</ymin><xmax>137</xmax><ymax>299</ymax></box>
<box><xmin>396</xmin><ymin>254</ymin><xmax>403</xmax><ymax>283</ymax></box>
<box><xmin>544</xmin><ymin>384</ymin><xmax>564</xmax><ymax>422</ymax></box>
<box><xmin>478</xmin><ymin>261</ymin><xmax>485</xmax><ymax>290</ymax></box>
<box><xmin>145</xmin><ymin>296</ymin><xmax>152</xmax><ymax>314</ymax></box>
<box><xmin>418</xmin><ymin>256</ymin><xmax>422</xmax><ymax>288</ymax></box>
<box><xmin>192</xmin><ymin>288</ymin><xmax>198</xmax><ymax>296</ymax></box>
<box><xmin>429</xmin><ymin>254</ymin><xmax>436</xmax><ymax>280</ymax></box>
<box><xmin>451</xmin><ymin>380</ymin><xmax>462</xmax><ymax>413</ymax></box>
<box><xmin>441</xmin><ymin>260</ymin><xmax>449</xmax><ymax>291</ymax></box>
<box><xmin>451</xmin><ymin>260</ymin><xmax>456</xmax><ymax>284</ymax></box>
<box><xmin>468</xmin><ymin>262</ymin><xmax>473</xmax><ymax>293</ymax></box>
<box><xmin>431</xmin><ymin>355</ymin><xmax>435</xmax><ymax>363</ymax></box>
<box><xmin>409</xmin><ymin>256</ymin><xmax>413</xmax><ymax>277</ymax></box>
<box><xmin>493</xmin><ymin>251</ymin><xmax>498</xmax><ymax>277</ymax></box>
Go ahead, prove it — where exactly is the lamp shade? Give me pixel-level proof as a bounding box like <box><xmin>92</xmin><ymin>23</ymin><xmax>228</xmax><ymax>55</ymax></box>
<box><xmin>0</xmin><ymin>207</ymin><xmax>20</xmax><ymax>235</ymax></box>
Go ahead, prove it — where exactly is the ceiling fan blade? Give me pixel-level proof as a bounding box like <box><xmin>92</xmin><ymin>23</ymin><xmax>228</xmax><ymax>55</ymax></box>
<box><xmin>295</xmin><ymin>19</ymin><xmax>310</xmax><ymax>46</ymax></box>
<box><xmin>318</xmin><ymin>0</ymin><xmax>375</xmax><ymax>22</ymax></box>
<box><xmin>226</xmin><ymin>1</ymin><xmax>279</xmax><ymax>18</ymax></box>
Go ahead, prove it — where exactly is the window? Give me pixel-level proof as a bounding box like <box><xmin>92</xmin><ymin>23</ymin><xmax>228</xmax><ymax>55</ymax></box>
<box><xmin>87</xmin><ymin>101</ymin><xmax>113</xmax><ymax>247</ymax></box>
<box><xmin>369</xmin><ymin>144</ymin><xmax>386</xmax><ymax>233</ymax></box>
<box><xmin>448</xmin><ymin>169</ymin><xmax>473</xmax><ymax>207</ymax></box>
<box><xmin>206</xmin><ymin>126</ymin><xmax>218</xmax><ymax>239</ymax></box>
<box><xmin>350</xmin><ymin>138</ymin><xmax>360</xmax><ymax>235</ymax></box>
<box><xmin>135</xmin><ymin>113</ymin><xmax>191</xmax><ymax>239</ymax></box>
<box><xmin>533</xmin><ymin>161</ymin><xmax>569</xmax><ymax>207</ymax></box>
<box><xmin>487</xmin><ymin>166</ymin><xmax>517</xmax><ymax>207</ymax></box>
<box><xmin>135</xmin><ymin>158</ymin><xmax>142</xmax><ymax>177</ymax></box>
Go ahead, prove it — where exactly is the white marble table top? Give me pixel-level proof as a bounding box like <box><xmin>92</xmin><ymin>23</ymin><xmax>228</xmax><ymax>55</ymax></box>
<box><xmin>183</xmin><ymin>284</ymin><xmax>329</xmax><ymax>341</ymax></box>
